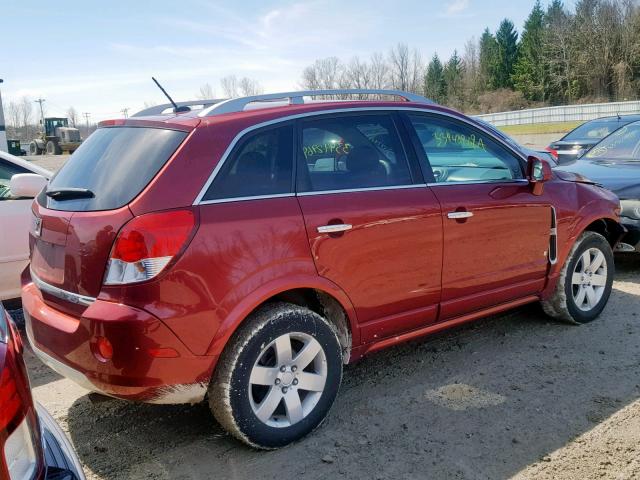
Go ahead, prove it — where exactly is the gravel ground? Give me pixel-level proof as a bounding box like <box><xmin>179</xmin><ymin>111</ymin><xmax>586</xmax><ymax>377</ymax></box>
<box><xmin>15</xmin><ymin>254</ymin><xmax>639</xmax><ymax>480</ymax></box>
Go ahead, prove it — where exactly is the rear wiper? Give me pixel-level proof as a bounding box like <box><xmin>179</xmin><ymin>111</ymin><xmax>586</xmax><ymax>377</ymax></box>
<box><xmin>46</xmin><ymin>188</ymin><xmax>94</xmax><ymax>200</ymax></box>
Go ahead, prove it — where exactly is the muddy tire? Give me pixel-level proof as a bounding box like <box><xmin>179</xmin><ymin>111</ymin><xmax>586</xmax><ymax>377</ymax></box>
<box><xmin>541</xmin><ymin>231</ymin><xmax>614</xmax><ymax>324</ymax></box>
<box><xmin>209</xmin><ymin>303</ymin><xmax>343</xmax><ymax>449</ymax></box>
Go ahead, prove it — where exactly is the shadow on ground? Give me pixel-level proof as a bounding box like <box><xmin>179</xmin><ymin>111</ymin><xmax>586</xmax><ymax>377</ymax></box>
<box><xmin>54</xmin><ymin>255</ymin><xmax>640</xmax><ymax>479</ymax></box>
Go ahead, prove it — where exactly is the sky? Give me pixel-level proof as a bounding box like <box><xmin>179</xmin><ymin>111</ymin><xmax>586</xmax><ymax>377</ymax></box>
<box><xmin>0</xmin><ymin>0</ymin><xmax>568</xmax><ymax>122</ymax></box>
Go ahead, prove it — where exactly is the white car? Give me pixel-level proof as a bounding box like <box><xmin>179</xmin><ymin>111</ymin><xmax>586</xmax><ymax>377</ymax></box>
<box><xmin>0</xmin><ymin>151</ymin><xmax>50</xmax><ymax>301</ymax></box>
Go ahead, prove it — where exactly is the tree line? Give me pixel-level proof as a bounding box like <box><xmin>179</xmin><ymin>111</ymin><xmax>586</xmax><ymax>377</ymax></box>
<box><xmin>300</xmin><ymin>0</ymin><xmax>640</xmax><ymax>113</ymax></box>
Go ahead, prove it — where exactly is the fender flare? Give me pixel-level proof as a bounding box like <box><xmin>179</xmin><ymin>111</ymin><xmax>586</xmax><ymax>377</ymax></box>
<box><xmin>204</xmin><ymin>274</ymin><xmax>359</xmax><ymax>357</ymax></box>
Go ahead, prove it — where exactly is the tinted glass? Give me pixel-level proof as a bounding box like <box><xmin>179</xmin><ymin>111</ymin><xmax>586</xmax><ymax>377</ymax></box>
<box><xmin>585</xmin><ymin>123</ymin><xmax>640</xmax><ymax>160</ymax></box>
<box><xmin>408</xmin><ymin>114</ymin><xmax>523</xmax><ymax>183</ymax></box>
<box><xmin>41</xmin><ymin>127</ymin><xmax>187</xmax><ymax>211</ymax></box>
<box><xmin>203</xmin><ymin>125</ymin><xmax>293</xmax><ymax>201</ymax></box>
<box><xmin>564</xmin><ymin>121</ymin><xmax>621</xmax><ymax>141</ymax></box>
<box><xmin>299</xmin><ymin>114</ymin><xmax>412</xmax><ymax>192</ymax></box>
<box><xmin>0</xmin><ymin>159</ymin><xmax>29</xmax><ymax>199</ymax></box>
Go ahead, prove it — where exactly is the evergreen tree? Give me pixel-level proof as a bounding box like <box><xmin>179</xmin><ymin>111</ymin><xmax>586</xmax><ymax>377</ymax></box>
<box><xmin>495</xmin><ymin>19</ymin><xmax>519</xmax><ymax>88</ymax></box>
<box><xmin>424</xmin><ymin>54</ymin><xmax>446</xmax><ymax>103</ymax></box>
<box><xmin>479</xmin><ymin>28</ymin><xmax>499</xmax><ymax>90</ymax></box>
<box><xmin>444</xmin><ymin>50</ymin><xmax>463</xmax><ymax>107</ymax></box>
<box><xmin>512</xmin><ymin>1</ymin><xmax>546</xmax><ymax>101</ymax></box>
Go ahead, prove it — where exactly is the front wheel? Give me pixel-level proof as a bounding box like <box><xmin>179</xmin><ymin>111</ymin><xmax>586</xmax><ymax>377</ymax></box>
<box><xmin>209</xmin><ymin>303</ymin><xmax>343</xmax><ymax>449</ymax></box>
<box><xmin>542</xmin><ymin>231</ymin><xmax>614</xmax><ymax>324</ymax></box>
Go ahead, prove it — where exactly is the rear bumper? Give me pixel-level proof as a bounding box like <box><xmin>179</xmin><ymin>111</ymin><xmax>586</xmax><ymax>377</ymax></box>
<box><xmin>22</xmin><ymin>276</ymin><xmax>215</xmax><ymax>405</ymax></box>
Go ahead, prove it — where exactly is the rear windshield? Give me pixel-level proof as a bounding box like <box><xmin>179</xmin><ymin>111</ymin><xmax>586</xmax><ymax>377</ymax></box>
<box><xmin>564</xmin><ymin>121</ymin><xmax>621</xmax><ymax>142</ymax></box>
<box><xmin>40</xmin><ymin>127</ymin><xmax>187</xmax><ymax>211</ymax></box>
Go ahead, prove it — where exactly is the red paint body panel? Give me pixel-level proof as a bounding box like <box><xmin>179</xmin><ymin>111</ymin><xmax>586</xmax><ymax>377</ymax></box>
<box><xmin>21</xmin><ymin>100</ymin><xmax>623</xmax><ymax>404</ymax></box>
<box><xmin>430</xmin><ymin>182</ymin><xmax>551</xmax><ymax>318</ymax></box>
<box><xmin>23</xmin><ymin>279</ymin><xmax>214</xmax><ymax>402</ymax></box>
<box><xmin>297</xmin><ymin>187</ymin><xmax>443</xmax><ymax>342</ymax></box>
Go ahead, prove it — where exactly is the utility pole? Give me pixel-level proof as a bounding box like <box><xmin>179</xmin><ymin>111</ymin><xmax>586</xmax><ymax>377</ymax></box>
<box><xmin>83</xmin><ymin>112</ymin><xmax>90</xmax><ymax>137</ymax></box>
<box><xmin>34</xmin><ymin>98</ymin><xmax>46</xmax><ymax>127</ymax></box>
<box><xmin>0</xmin><ymin>79</ymin><xmax>7</xmax><ymax>152</ymax></box>
<box><xmin>120</xmin><ymin>108</ymin><xmax>129</xmax><ymax>118</ymax></box>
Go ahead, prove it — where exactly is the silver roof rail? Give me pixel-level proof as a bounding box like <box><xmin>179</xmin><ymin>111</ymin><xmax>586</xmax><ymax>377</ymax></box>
<box><xmin>198</xmin><ymin>89</ymin><xmax>433</xmax><ymax>117</ymax></box>
<box><xmin>132</xmin><ymin>99</ymin><xmax>224</xmax><ymax>117</ymax></box>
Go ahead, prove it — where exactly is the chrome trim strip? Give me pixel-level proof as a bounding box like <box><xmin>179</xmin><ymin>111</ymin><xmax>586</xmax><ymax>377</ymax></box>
<box><xmin>31</xmin><ymin>269</ymin><xmax>96</xmax><ymax>306</ymax></box>
<box><xmin>297</xmin><ymin>184</ymin><xmax>427</xmax><ymax>197</ymax></box>
<box><xmin>427</xmin><ymin>179</ymin><xmax>529</xmax><ymax>187</ymax></box>
<box><xmin>198</xmin><ymin>89</ymin><xmax>433</xmax><ymax>117</ymax></box>
<box><xmin>198</xmin><ymin>193</ymin><xmax>295</xmax><ymax>206</ymax></box>
<box><xmin>192</xmin><ymin>106</ymin><xmax>528</xmax><ymax>205</ymax></box>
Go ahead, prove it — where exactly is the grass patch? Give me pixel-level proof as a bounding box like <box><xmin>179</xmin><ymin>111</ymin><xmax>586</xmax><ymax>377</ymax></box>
<box><xmin>498</xmin><ymin>121</ymin><xmax>582</xmax><ymax>135</ymax></box>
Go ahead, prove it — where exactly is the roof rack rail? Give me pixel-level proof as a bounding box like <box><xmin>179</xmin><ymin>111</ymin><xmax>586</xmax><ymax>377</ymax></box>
<box><xmin>132</xmin><ymin>99</ymin><xmax>224</xmax><ymax>117</ymax></box>
<box><xmin>198</xmin><ymin>89</ymin><xmax>433</xmax><ymax>117</ymax></box>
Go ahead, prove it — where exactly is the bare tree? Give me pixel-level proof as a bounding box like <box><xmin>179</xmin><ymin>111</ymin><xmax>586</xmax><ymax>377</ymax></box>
<box><xmin>66</xmin><ymin>107</ymin><xmax>79</xmax><ymax>127</ymax></box>
<box><xmin>7</xmin><ymin>101</ymin><xmax>20</xmax><ymax>130</ymax></box>
<box><xmin>196</xmin><ymin>83</ymin><xmax>216</xmax><ymax>100</ymax></box>
<box><xmin>300</xmin><ymin>57</ymin><xmax>343</xmax><ymax>91</ymax></box>
<box><xmin>388</xmin><ymin>43</ymin><xmax>423</xmax><ymax>94</ymax></box>
<box><xmin>239</xmin><ymin>77</ymin><xmax>264</xmax><ymax>96</ymax></box>
<box><xmin>220</xmin><ymin>76</ymin><xmax>240</xmax><ymax>98</ymax></box>
<box><xmin>369</xmin><ymin>52</ymin><xmax>389</xmax><ymax>90</ymax></box>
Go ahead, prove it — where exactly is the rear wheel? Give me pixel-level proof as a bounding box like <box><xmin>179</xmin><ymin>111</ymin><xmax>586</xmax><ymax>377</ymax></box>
<box><xmin>542</xmin><ymin>231</ymin><xmax>614</xmax><ymax>324</ymax></box>
<box><xmin>209</xmin><ymin>303</ymin><xmax>343</xmax><ymax>449</ymax></box>
<box><xmin>46</xmin><ymin>141</ymin><xmax>61</xmax><ymax>155</ymax></box>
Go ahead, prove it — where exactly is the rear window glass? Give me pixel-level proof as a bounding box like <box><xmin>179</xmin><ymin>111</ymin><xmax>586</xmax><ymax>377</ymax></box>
<box><xmin>564</xmin><ymin>121</ymin><xmax>620</xmax><ymax>141</ymax></box>
<box><xmin>40</xmin><ymin>127</ymin><xmax>187</xmax><ymax>211</ymax></box>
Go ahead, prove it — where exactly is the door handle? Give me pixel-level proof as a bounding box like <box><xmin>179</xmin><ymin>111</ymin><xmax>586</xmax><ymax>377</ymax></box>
<box><xmin>447</xmin><ymin>211</ymin><xmax>474</xmax><ymax>219</ymax></box>
<box><xmin>317</xmin><ymin>224</ymin><xmax>352</xmax><ymax>234</ymax></box>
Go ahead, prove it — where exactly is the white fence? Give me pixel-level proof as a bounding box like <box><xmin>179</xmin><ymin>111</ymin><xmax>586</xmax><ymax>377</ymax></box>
<box><xmin>475</xmin><ymin>100</ymin><xmax>640</xmax><ymax>126</ymax></box>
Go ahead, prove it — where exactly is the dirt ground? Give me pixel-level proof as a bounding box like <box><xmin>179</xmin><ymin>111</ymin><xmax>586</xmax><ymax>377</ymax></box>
<box><xmin>14</xmin><ymin>254</ymin><xmax>638</xmax><ymax>480</ymax></box>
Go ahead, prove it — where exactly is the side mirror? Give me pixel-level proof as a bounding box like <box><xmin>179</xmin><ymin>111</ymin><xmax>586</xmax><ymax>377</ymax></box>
<box><xmin>9</xmin><ymin>173</ymin><xmax>48</xmax><ymax>199</ymax></box>
<box><xmin>527</xmin><ymin>156</ymin><xmax>552</xmax><ymax>196</ymax></box>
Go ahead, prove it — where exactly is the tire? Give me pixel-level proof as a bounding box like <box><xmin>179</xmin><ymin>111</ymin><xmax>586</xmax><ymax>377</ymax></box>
<box><xmin>46</xmin><ymin>141</ymin><xmax>58</xmax><ymax>155</ymax></box>
<box><xmin>541</xmin><ymin>231</ymin><xmax>614</xmax><ymax>324</ymax></box>
<box><xmin>29</xmin><ymin>142</ymin><xmax>41</xmax><ymax>155</ymax></box>
<box><xmin>209</xmin><ymin>303</ymin><xmax>343</xmax><ymax>449</ymax></box>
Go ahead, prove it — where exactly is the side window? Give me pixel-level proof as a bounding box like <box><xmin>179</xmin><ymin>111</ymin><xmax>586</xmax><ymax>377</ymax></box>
<box><xmin>298</xmin><ymin>114</ymin><xmax>413</xmax><ymax>192</ymax></box>
<box><xmin>203</xmin><ymin>125</ymin><xmax>293</xmax><ymax>201</ymax></box>
<box><xmin>0</xmin><ymin>159</ymin><xmax>29</xmax><ymax>200</ymax></box>
<box><xmin>407</xmin><ymin>114</ymin><xmax>523</xmax><ymax>184</ymax></box>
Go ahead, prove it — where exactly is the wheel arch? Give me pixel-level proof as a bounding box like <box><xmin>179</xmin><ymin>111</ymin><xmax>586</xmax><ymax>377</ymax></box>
<box><xmin>205</xmin><ymin>277</ymin><xmax>359</xmax><ymax>364</ymax></box>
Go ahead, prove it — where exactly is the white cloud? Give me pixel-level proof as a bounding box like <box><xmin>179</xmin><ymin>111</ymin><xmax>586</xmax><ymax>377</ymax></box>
<box><xmin>443</xmin><ymin>0</ymin><xmax>471</xmax><ymax>17</ymax></box>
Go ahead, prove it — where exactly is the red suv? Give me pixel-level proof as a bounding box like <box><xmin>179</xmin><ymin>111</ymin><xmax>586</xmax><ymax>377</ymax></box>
<box><xmin>23</xmin><ymin>90</ymin><xmax>623</xmax><ymax>449</ymax></box>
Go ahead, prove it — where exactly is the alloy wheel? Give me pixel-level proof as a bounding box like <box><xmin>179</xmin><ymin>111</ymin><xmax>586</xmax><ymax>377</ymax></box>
<box><xmin>248</xmin><ymin>332</ymin><xmax>327</xmax><ymax>428</ymax></box>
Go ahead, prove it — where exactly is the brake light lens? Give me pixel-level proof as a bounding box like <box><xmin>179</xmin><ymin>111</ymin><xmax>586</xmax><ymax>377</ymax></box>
<box><xmin>545</xmin><ymin>146</ymin><xmax>558</xmax><ymax>159</ymax></box>
<box><xmin>104</xmin><ymin>209</ymin><xmax>196</xmax><ymax>285</ymax></box>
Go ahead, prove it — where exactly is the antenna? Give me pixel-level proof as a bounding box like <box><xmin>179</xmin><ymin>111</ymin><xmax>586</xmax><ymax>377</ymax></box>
<box><xmin>151</xmin><ymin>77</ymin><xmax>190</xmax><ymax>113</ymax></box>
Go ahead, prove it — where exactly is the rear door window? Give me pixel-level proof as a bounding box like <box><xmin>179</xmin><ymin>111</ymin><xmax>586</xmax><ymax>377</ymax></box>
<box><xmin>298</xmin><ymin>114</ymin><xmax>413</xmax><ymax>192</ymax></box>
<box><xmin>40</xmin><ymin>127</ymin><xmax>187</xmax><ymax>211</ymax></box>
<box><xmin>202</xmin><ymin>124</ymin><xmax>294</xmax><ymax>201</ymax></box>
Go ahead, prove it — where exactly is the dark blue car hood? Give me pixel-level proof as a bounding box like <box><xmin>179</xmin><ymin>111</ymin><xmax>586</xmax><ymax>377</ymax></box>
<box><xmin>554</xmin><ymin>158</ymin><xmax>640</xmax><ymax>199</ymax></box>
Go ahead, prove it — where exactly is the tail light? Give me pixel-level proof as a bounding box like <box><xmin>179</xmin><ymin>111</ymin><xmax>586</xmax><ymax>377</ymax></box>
<box><xmin>104</xmin><ymin>209</ymin><xmax>197</xmax><ymax>285</ymax></box>
<box><xmin>545</xmin><ymin>146</ymin><xmax>558</xmax><ymax>160</ymax></box>
<box><xmin>1</xmin><ymin>309</ymin><xmax>39</xmax><ymax>480</ymax></box>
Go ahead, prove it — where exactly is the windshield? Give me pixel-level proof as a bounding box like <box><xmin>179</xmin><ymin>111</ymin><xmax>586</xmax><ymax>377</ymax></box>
<box><xmin>564</xmin><ymin>121</ymin><xmax>622</xmax><ymax>141</ymax></box>
<box><xmin>585</xmin><ymin>123</ymin><xmax>640</xmax><ymax>161</ymax></box>
<box><xmin>40</xmin><ymin>127</ymin><xmax>187</xmax><ymax>211</ymax></box>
